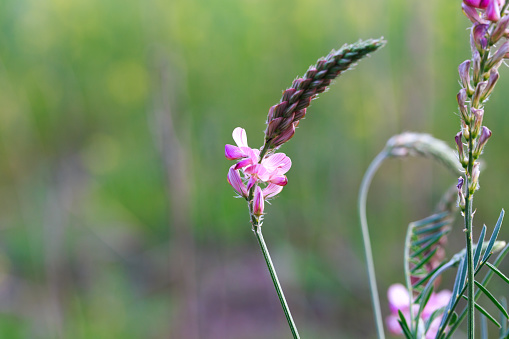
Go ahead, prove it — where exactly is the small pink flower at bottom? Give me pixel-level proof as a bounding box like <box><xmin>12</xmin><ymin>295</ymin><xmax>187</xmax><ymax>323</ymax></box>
<box><xmin>386</xmin><ymin>283</ymin><xmax>452</xmax><ymax>339</ymax></box>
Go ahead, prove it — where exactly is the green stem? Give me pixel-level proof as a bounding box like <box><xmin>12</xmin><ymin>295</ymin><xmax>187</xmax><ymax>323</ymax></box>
<box><xmin>358</xmin><ymin>150</ymin><xmax>388</xmax><ymax>339</ymax></box>
<box><xmin>465</xmin><ymin>135</ymin><xmax>475</xmax><ymax>338</ymax></box>
<box><xmin>253</xmin><ymin>224</ymin><xmax>300</xmax><ymax>339</ymax></box>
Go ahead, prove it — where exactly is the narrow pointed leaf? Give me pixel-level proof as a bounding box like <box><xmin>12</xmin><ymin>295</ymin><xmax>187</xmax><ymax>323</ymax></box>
<box><xmin>474</xmin><ymin>225</ymin><xmax>487</xmax><ymax>269</ymax></box>
<box><xmin>398</xmin><ymin>310</ymin><xmax>413</xmax><ymax>338</ymax></box>
<box><xmin>413</xmin><ymin>262</ymin><xmax>449</xmax><ymax>290</ymax></box>
<box><xmin>414</xmin><ymin>220</ymin><xmax>451</xmax><ymax>235</ymax></box>
<box><xmin>482</xmin><ymin>209</ymin><xmax>505</xmax><ymax>263</ymax></box>
<box><xmin>412</xmin><ymin>230</ymin><xmax>449</xmax><ymax>247</ymax></box>
<box><xmin>461</xmin><ymin>295</ymin><xmax>501</xmax><ymax>328</ymax></box>
<box><xmin>474</xmin><ymin>280</ymin><xmax>509</xmax><ymax>319</ymax></box>
<box><xmin>411</xmin><ymin>248</ymin><xmax>438</xmax><ymax>274</ymax></box>
<box><xmin>412</xmin><ymin>212</ymin><xmax>449</xmax><ymax>228</ymax></box>
<box><xmin>485</xmin><ymin>262</ymin><xmax>509</xmax><ymax>285</ymax></box>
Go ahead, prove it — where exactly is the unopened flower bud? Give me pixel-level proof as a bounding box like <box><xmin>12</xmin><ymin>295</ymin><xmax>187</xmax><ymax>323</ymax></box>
<box><xmin>482</xmin><ymin>69</ymin><xmax>499</xmax><ymax>101</ymax></box>
<box><xmin>471</xmin><ymin>108</ymin><xmax>484</xmax><ymax>138</ymax></box>
<box><xmin>486</xmin><ymin>0</ymin><xmax>501</xmax><ymax>21</ymax></box>
<box><xmin>455</xmin><ymin>132</ymin><xmax>468</xmax><ymax>167</ymax></box>
<box><xmin>486</xmin><ymin>41</ymin><xmax>509</xmax><ymax>70</ymax></box>
<box><xmin>271</xmin><ymin>123</ymin><xmax>296</xmax><ymax>147</ymax></box>
<box><xmin>472</xmin><ymin>81</ymin><xmax>487</xmax><ymax>107</ymax></box>
<box><xmin>470</xmin><ymin>162</ymin><xmax>480</xmax><ymax>193</ymax></box>
<box><xmin>474</xmin><ymin>126</ymin><xmax>492</xmax><ymax>157</ymax></box>
<box><xmin>253</xmin><ymin>185</ymin><xmax>264</xmax><ymax>216</ymax></box>
<box><xmin>457</xmin><ymin>177</ymin><xmax>466</xmax><ymax>211</ymax></box>
<box><xmin>459</xmin><ymin>60</ymin><xmax>473</xmax><ymax>95</ymax></box>
<box><xmin>491</xmin><ymin>14</ymin><xmax>509</xmax><ymax>44</ymax></box>
<box><xmin>462</xmin><ymin>3</ymin><xmax>486</xmax><ymax>23</ymax></box>
<box><xmin>473</xmin><ymin>50</ymin><xmax>481</xmax><ymax>84</ymax></box>
<box><xmin>457</xmin><ymin>89</ymin><xmax>470</xmax><ymax>123</ymax></box>
<box><xmin>472</xmin><ymin>24</ymin><xmax>489</xmax><ymax>51</ymax></box>
<box><xmin>462</xmin><ymin>120</ymin><xmax>471</xmax><ymax>140</ymax></box>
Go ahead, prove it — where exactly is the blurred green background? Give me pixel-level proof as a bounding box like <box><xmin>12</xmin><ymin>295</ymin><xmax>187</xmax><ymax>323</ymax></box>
<box><xmin>0</xmin><ymin>0</ymin><xmax>508</xmax><ymax>338</ymax></box>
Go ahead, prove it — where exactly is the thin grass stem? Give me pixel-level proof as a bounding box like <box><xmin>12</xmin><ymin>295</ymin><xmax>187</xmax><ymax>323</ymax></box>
<box><xmin>358</xmin><ymin>150</ymin><xmax>389</xmax><ymax>339</ymax></box>
<box><xmin>253</xmin><ymin>225</ymin><xmax>300</xmax><ymax>339</ymax></box>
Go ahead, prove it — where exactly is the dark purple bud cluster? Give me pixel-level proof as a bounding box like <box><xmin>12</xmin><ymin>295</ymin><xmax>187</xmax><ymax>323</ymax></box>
<box><xmin>263</xmin><ymin>39</ymin><xmax>386</xmax><ymax>150</ymax></box>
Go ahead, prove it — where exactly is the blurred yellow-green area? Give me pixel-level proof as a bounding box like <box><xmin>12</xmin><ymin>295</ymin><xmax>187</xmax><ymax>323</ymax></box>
<box><xmin>0</xmin><ymin>0</ymin><xmax>508</xmax><ymax>338</ymax></box>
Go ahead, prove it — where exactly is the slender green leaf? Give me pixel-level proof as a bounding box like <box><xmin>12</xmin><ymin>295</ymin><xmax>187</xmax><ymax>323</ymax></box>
<box><xmin>398</xmin><ymin>310</ymin><xmax>413</xmax><ymax>338</ymax></box>
<box><xmin>411</xmin><ymin>248</ymin><xmax>438</xmax><ymax>274</ymax></box>
<box><xmin>412</xmin><ymin>230</ymin><xmax>449</xmax><ymax>247</ymax></box>
<box><xmin>486</xmin><ymin>262</ymin><xmax>509</xmax><ymax>285</ymax></box>
<box><xmin>441</xmin><ymin>244</ymin><xmax>509</xmax><ymax>339</ymax></box>
<box><xmin>482</xmin><ymin>209</ymin><xmax>505</xmax><ymax>264</ymax></box>
<box><xmin>462</xmin><ymin>295</ymin><xmax>501</xmax><ymax>328</ymax></box>
<box><xmin>425</xmin><ymin>306</ymin><xmax>445</xmax><ymax>333</ymax></box>
<box><xmin>413</xmin><ymin>262</ymin><xmax>449</xmax><ymax>290</ymax></box>
<box><xmin>414</xmin><ymin>221</ymin><xmax>451</xmax><ymax>235</ymax></box>
<box><xmin>412</xmin><ymin>212</ymin><xmax>449</xmax><ymax>228</ymax></box>
<box><xmin>474</xmin><ymin>280</ymin><xmax>509</xmax><ymax>319</ymax></box>
<box><xmin>474</xmin><ymin>225</ymin><xmax>487</xmax><ymax>269</ymax></box>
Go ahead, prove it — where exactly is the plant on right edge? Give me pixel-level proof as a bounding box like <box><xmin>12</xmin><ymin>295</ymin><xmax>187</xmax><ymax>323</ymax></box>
<box><xmin>359</xmin><ymin>1</ymin><xmax>509</xmax><ymax>338</ymax></box>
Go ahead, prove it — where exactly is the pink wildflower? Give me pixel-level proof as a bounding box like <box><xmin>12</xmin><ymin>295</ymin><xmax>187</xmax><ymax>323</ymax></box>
<box><xmin>386</xmin><ymin>284</ymin><xmax>452</xmax><ymax>339</ymax></box>
<box><xmin>225</xmin><ymin>127</ymin><xmax>291</xmax><ymax>199</ymax></box>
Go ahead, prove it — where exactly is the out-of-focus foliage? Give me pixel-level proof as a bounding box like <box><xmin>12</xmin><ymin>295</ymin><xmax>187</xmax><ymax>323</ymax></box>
<box><xmin>0</xmin><ymin>0</ymin><xmax>507</xmax><ymax>338</ymax></box>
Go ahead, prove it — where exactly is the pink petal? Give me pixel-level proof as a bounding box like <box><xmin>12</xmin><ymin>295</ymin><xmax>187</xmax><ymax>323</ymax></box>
<box><xmin>486</xmin><ymin>0</ymin><xmax>501</xmax><ymax>21</ymax></box>
<box><xmin>269</xmin><ymin>175</ymin><xmax>288</xmax><ymax>186</ymax></box>
<box><xmin>387</xmin><ymin>284</ymin><xmax>410</xmax><ymax>313</ymax></box>
<box><xmin>227</xmin><ymin>166</ymin><xmax>247</xmax><ymax>198</ymax></box>
<box><xmin>232</xmin><ymin>127</ymin><xmax>248</xmax><ymax>148</ymax></box>
<box><xmin>463</xmin><ymin>0</ymin><xmax>481</xmax><ymax>7</ymax></box>
<box><xmin>247</xmin><ymin>176</ymin><xmax>257</xmax><ymax>191</ymax></box>
<box><xmin>253</xmin><ymin>186</ymin><xmax>264</xmax><ymax>216</ymax></box>
<box><xmin>225</xmin><ymin>144</ymin><xmax>247</xmax><ymax>160</ymax></box>
<box><xmin>263</xmin><ymin>184</ymin><xmax>283</xmax><ymax>198</ymax></box>
<box><xmin>234</xmin><ymin>158</ymin><xmax>254</xmax><ymax>170</ymax></box>
<box><xmin>263</xmin><ymin>153</ymin><xmax>292</xmax><ymax>174</ymax></box>
<box><xmin>423</xmin><ymin>290</ymin><xmax>452</xmax><ymax>318</ymax></box>
<box><xmin>385</xmin><ymin>314</ymin><xmax>403</xmax><ymax>335</ymax></box>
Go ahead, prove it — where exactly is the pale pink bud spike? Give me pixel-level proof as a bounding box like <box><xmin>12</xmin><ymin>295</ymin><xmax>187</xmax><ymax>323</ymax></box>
<box><xmin>227</xmin><ymin>166</ymin><xmax>248</xmax><ymax>198</ymax></box>
<box><xmin>455</xmin><ymin>132</ymin><xmax>467</xmax><ymax>167</ymax></box>
<box><xmin>253</xmin><ymin>186</ymin><xmax>264</xmax><ymax>216</ymax></box>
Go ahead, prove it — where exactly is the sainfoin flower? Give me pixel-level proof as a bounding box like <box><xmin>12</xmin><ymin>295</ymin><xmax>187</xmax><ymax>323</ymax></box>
<box><xmin>386</xmin><ymin>284</ymin><xmax>452</xmax><ymax>339</ymax></box>
<box><xmin>225</xmin><ymin>127</ymin><xmax>291</xmax><ymax>199</ymax></box>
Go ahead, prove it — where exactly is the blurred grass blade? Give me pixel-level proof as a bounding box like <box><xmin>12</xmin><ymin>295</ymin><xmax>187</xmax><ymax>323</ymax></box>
<box><xmin>500</xmin><ymin>297</ymin><xmax>507</xmax><ymax>338</ymax></box>
<box><xmin>474</xmin><ymin>280</ymin><xmax>509</xmax><ymax>319</ymax></box>
<box><xmin>482</xmin><ymin>209</ymin><xmax>505</xmax><ymax>263</ymax></box>
<box><xmin>481</xmin><ymin>314</ymin><xmax>489</xmax><ymax>339</ymax></box>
